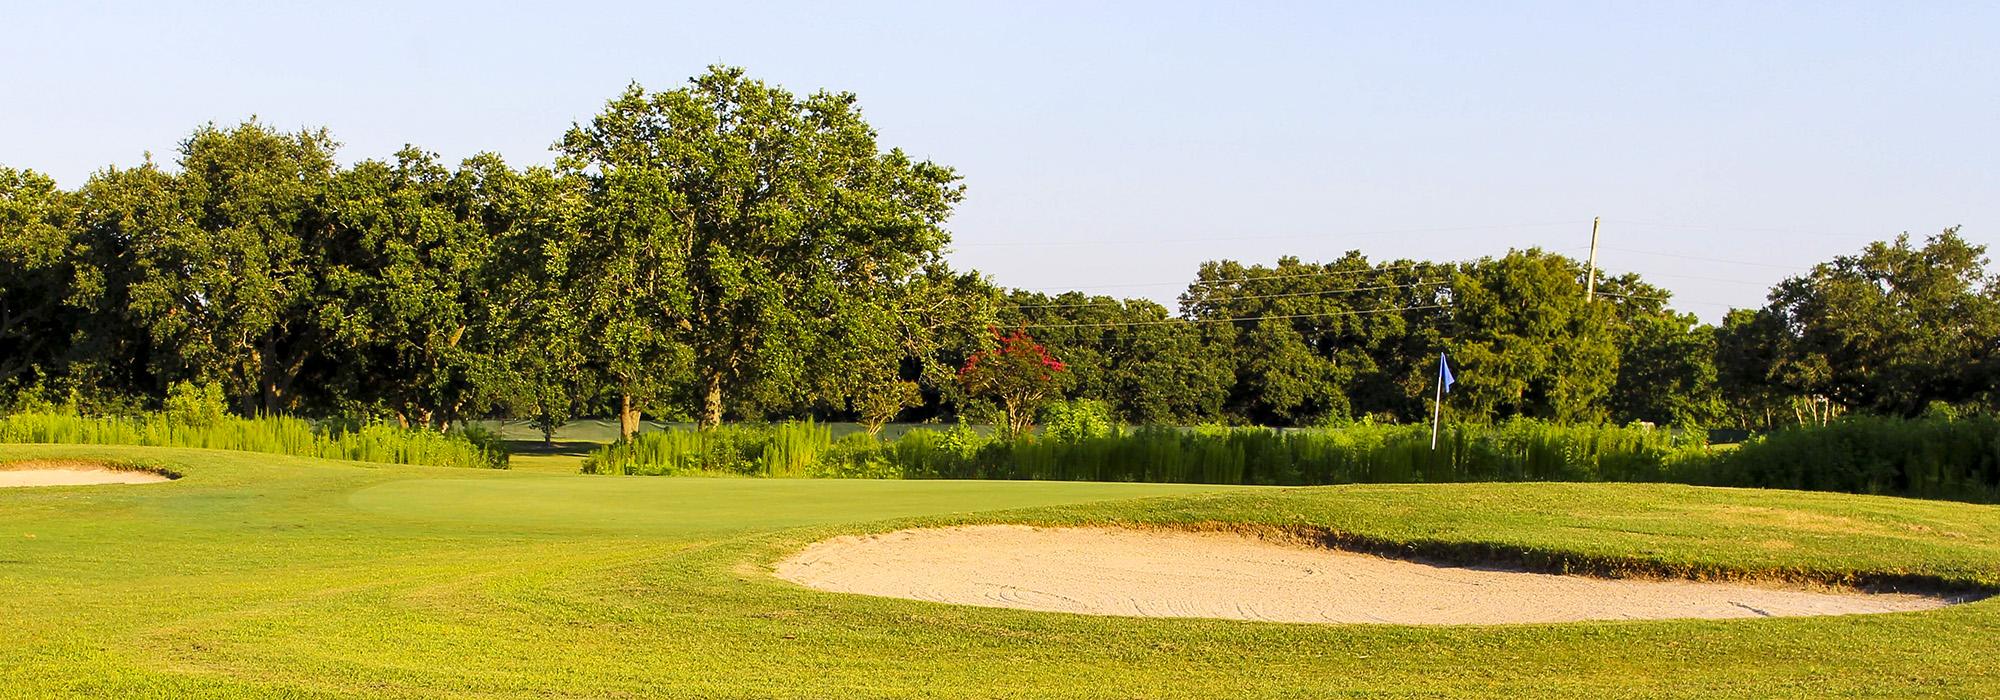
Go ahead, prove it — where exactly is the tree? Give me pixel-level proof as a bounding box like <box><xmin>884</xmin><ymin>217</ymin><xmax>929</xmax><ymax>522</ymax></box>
<box><xmin>1096</xmin><ymin>305</ymin><xmax>1233</xmax><ymax>425</ymax></box>
<box><xmin>485</xmin><ymin>167</ymin><xmax>595</xmax><ymax>443</ymax></box>
<box><xmin>1182</xmin><ymin>254</ymin><xmax>1457</xmax><ymax>424</ymax></box>
<box><xmin>1449</xmin><ymin>249</ymin><xmax>1619</xmax><ymax>423</ymax></box>
<box><xmin>0</xmin><ymin>167</ymin><xmax>79</xmax><ymax>393</ymax></box>
<box><xmin>557</xmin><ymin>66</ymin><xmax>964</xmax><ymax>431</ymax></box>
<box><xmin>1609</xmin><ymin>310</ymin><xmax>1722</xmax><ymax>426</ymax></box>
<box><xmin>820</xmin><ymin>265</ymin><xmax>998</xmax><ymax>434</ymax></box>
<box><xmin>319</xmin><ymin>149</ymin><xmax>513</xmax><ymax>429</ymax></box>
<box><xmin>1714</xmin><ymin>308</ymin><xmax>1792</xmax><ymax>429</ymax></box>
<box><xmin>122</xmin><ymin>120</ymin><xmax>341</xmax><ymax>414</ymax></box>
<box><xmin>1000</xmin><ymin>291</ymin><xmax>1230</xmax><ymax>425</ymax></box>
<box><xmin>1745</xmin><ymin>229</ymin><xmax>2000</xmax><ymax>416</ymax></box>
<box><xmin>958</xmin><ymin>328</ymin><xmax>1068</xmax><ymax>436</ymax></box>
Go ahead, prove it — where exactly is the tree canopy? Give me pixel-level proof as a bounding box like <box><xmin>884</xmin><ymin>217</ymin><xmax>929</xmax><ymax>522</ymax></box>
<box><xmin>0</xmin><ymin>67</ymin><xmax>1990</xmax><ymax>436</ymax></box>
<box><xmin>556</xmin><ymin>67</ymin><xmax>965</xmax><ymax>430</ymax></box>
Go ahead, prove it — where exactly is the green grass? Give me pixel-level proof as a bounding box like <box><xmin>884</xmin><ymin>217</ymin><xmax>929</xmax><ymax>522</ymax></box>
<box><xmin>0</xmin><ymin>411</ymin><xmax>506</xmax><ymax>469</ymax></box>
<box><xmin>2</xmin><ymin>443</ymin><xmax>1997</xmax><ymax>698</ymax></box>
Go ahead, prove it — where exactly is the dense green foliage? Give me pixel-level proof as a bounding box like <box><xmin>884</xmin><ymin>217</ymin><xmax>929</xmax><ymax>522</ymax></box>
<box><xmin>3</xmin><ymin>66</ymin><xmax>1995</xmax><ymax>437</ymax></box>
<box><xmin>555</xmin><ymin>69</ymin><xmax>967</xmax><ymax>432</ymax></box>
<box><xmin>4</xmin><ymin>443</ymin><xmax>1998</xmax><ymax>697</ymax></box>
<box><xmin>996</xmin><ymin>233</ymin><xmax>1999</xmax><ymax>431</ymax></box>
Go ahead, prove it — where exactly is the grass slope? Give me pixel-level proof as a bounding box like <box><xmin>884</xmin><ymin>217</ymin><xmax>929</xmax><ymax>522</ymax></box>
<box><xmin>1</xmin><ymin>443</ymin><xmax>1996</xmax><ymax>699</ymax></box>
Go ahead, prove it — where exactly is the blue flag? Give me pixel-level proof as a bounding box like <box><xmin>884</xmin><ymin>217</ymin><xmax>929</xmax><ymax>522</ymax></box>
<box><xmin>1439</xmin><ymin>353</ymin><xmax>1455</xmax><ymax>393</ymax></box>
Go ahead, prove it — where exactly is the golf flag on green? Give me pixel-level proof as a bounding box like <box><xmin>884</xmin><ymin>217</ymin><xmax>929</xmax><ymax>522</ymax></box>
<box><xmin>1431</xmin><ymin>353</ymin><xmax>1454</xmax><ymax>449</ymax></box>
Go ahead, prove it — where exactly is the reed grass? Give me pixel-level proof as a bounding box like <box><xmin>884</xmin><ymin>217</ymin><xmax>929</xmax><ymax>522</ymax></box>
<box><xmin>1704</xmin><ymin>414</ymin><xmax>2000</xmax><ymax>502</ymax></box>
<box><xmin>0</xmin><ymin>411</ymin><xmax>506</xmax><ymax>469</ymax></box>
<box><xmin>583</xmin><ymin>419</ymin><xmax>1701</xmax><ymax>485</ymax></box>
<box><xmin>579</xmin><ymin>415</ymin><xmax>2000</xmax><ymax>502</ymax></box>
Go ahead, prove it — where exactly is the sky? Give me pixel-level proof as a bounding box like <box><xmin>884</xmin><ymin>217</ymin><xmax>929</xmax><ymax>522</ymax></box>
<box><xmin>3</xmin><ymin>1</ymin><xmax>1994</xmax><ymax>321</ymax></box>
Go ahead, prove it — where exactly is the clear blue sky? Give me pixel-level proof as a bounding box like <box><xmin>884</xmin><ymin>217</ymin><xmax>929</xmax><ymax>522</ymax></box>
<box><xmin>4</xmin><ymin>1</ymin><xmax>1993</xmax><ymax>321</ymax></box>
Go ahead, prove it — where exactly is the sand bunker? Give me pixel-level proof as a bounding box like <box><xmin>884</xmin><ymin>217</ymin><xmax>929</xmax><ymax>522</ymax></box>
<box><xmin>776</xmin><ymin>525</ymin><xmax>1962</xmax><ymax>624</ymax></box>
<box><xmin>0</xmin><ymin>462</ymin><xmax>171</xmax><ymax>488</ymax></box>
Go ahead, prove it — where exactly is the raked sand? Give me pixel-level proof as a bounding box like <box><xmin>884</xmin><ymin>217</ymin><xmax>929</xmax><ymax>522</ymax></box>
<box><xmin>776</xmin><ymin>525</ymin><xmax>1961</xmax><ymax>625</ymax></box>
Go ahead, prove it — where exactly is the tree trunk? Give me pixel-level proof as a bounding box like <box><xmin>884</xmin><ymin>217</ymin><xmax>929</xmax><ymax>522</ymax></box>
<box><xmin>618</xmin><ymin>394</ymin><xmax>641</xmax><ymax>440</ymax></box>
<box><xmin>261</xmin><ymin>377</ymin><xmax>284</xmax><ymax>416</ymax></box>
<box><xmin>1002</xmin><ymin>398</ymin><xmax>1029</xmax><ymax>438</ymax></box>
<box><xmin>700</xmin><ymin>371</ymin><xmax>725</xmax><ymax>428</ymax></box>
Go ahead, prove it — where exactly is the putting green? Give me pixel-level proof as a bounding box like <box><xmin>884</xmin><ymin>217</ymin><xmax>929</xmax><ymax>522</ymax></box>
<box><xmin>2</xmin><ymin>442</ymin><xmax>1997</xmax><ymax>699</ymax></box>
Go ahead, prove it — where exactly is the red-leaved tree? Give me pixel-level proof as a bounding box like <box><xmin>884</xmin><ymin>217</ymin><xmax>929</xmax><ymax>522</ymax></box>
<box><xmin>958</xmin><ymin>328</ymin><xmax>1067</xmax><ymax>437</ymax></box>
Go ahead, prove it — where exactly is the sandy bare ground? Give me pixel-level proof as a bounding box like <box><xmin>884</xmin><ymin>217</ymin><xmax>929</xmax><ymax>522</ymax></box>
<box><xmin>0</xmin><ymin>462</ymin><xmax>170</xmax><ymax>488</ymax></box>
<box><xmin>775</xmin><ymin>525</ymin><xmax>1961</xmax><ymax>624</ymax></box>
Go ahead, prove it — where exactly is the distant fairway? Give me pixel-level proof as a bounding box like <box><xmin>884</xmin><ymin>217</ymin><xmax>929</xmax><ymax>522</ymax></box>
<box><xmin>3</xmin><ymin>443</ymin><xmax>1998</xmax><ymax>698</ymax></box>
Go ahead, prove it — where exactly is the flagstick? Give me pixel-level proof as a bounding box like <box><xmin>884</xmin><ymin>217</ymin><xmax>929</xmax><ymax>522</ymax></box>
<box><xmin>1431</xmin><ymin>364</ymin><xmax>1444</xmax><ymax>450</ymax></box>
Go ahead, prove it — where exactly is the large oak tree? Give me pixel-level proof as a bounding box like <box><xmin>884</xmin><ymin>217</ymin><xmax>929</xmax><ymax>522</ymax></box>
<box><xmin>557</xmin><ymin>66</ymin><xmax>964</xmax><ymax>431</ymax></box>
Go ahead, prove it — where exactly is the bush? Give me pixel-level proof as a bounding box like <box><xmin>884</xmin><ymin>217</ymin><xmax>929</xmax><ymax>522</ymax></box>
<box><xmin>163</xmin><ymin>381</ymin><xmax>227</xmax><ymax>427</ymax></box>
<box><xmin>1040</xmin><ymin>399</ymin><xmax>1118</xmax><ymax>443</ymax></box>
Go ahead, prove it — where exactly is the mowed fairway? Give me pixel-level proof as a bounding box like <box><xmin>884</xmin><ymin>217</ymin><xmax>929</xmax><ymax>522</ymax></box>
<box><xmin>2</xmin><ymin>444</ymin><xmax>1998</xmax><ymax>698</ymax></box>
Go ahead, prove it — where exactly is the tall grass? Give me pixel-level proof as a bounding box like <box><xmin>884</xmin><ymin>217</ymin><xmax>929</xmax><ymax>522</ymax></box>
<box><xmin>581</xmin><ymin>421</ymin><xmax>892</xmax><ymax>477</ymax></box>
<box><xmin>1703</xmin><ymin>414</ymin><xmax>2000</xmax><ymax>502</ymax></box>
<box><xmin>583</xmin><ymin>419</ymin><xmax>1703</xmax><ymax>486</ymax></box>
<box><xmin>579</xmin><ymin>415</ymin><xmax>2000</xmax><ymax>502</ymax></box>
<box><xmin>894</xmin><ymin>421</ymin><xmax>1706</xmax><ymax>485</ymax></box>
<box><xmin>0</xmin><ymin>411</ymin><xmax>507</xmax><ymax>469</ymax></box>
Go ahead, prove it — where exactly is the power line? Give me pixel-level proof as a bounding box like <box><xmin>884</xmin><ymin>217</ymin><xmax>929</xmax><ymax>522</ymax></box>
<box><xmin>1012</xmin><ymin>263</ymin><xmax>1431</xmax><ymax>292</ymax></box>
<box><xmin>1015</xmin><ymin>246</ymin><xmax>1597</xmax><ymax>292</ymax></box>
<box><xmin>1604</xmin><ymin>218</ymin><xmax>1895</xmax><ymax>242</ymax></box>
<box><xmin>1023</xmin><ymin>303</ymin><xmax>1449</xmax><ymax>329</ymax></box>
<box><xmin>1600</xmin><ymin>246</ymin><xmax>1808</xmax><ymax>271</ymax></box>
<box><xmin>955</xmin><ymin>220</ymin><xmax>1589</xmax><ymax>249</ymax></box>
<box><xmin>1185</xmin><ymin>262</ymin><xmax>1436</xmax><ymax>286</ymax></box>
<box><xmin>1010</xmin><ymin>280</ymin><xmax>1445</xmax><ymax>310</ymax></box>
<box><xmin>1635</xmin><ymin>271</ymin><xmax>1775</xmax><ymax>286</ymax></box>
<box><xmin>1593</xmin><ymin>291</ymin><xmax>1670</xmax><ymax>302</ymax></box>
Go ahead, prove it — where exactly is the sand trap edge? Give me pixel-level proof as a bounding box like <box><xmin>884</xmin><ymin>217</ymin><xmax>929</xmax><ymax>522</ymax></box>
<box><xmin>773</xmin><ymin>524</ymin><xmax>1988</xmax><ymax>625</ymax></box>
<box><xmin>0</xmin><ymin>459</ymin><xmax>180</xmax><ymax>488</ymax></box>
<box><xmin>1145</xmin><ymin>520</ymin><xmax>1995</xmax><ymax>597</ymax></box>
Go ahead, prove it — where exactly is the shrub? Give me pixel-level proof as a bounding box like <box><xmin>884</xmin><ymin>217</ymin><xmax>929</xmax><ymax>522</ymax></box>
<box><xmin>1040</xmin><ymin>399</ymin><xmax>1118</xmax><ymax>443</ymax></box>
<box><xmin>163</xmin><ymin>381</ymin><xmax>227</xmax><ymax>428</ymax></box>
<box><xmin>958</xmin><ymin>329</ymin><xmax>1068</xmax><ymax>437</ymax></box>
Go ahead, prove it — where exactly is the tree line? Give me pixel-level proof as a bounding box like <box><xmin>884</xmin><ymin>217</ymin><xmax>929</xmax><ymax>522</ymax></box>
<box><xmin>3</xmin><ymin>67</ymin><xmax>1994</xmax><ymax>437</ymax></box>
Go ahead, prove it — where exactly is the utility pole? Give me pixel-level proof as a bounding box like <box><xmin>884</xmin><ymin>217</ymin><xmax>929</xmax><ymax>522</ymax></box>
<box><xmin>1584</xmin><ymin>216</ymin><xmax>1601</xmax><ymax>302</ymax></box>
